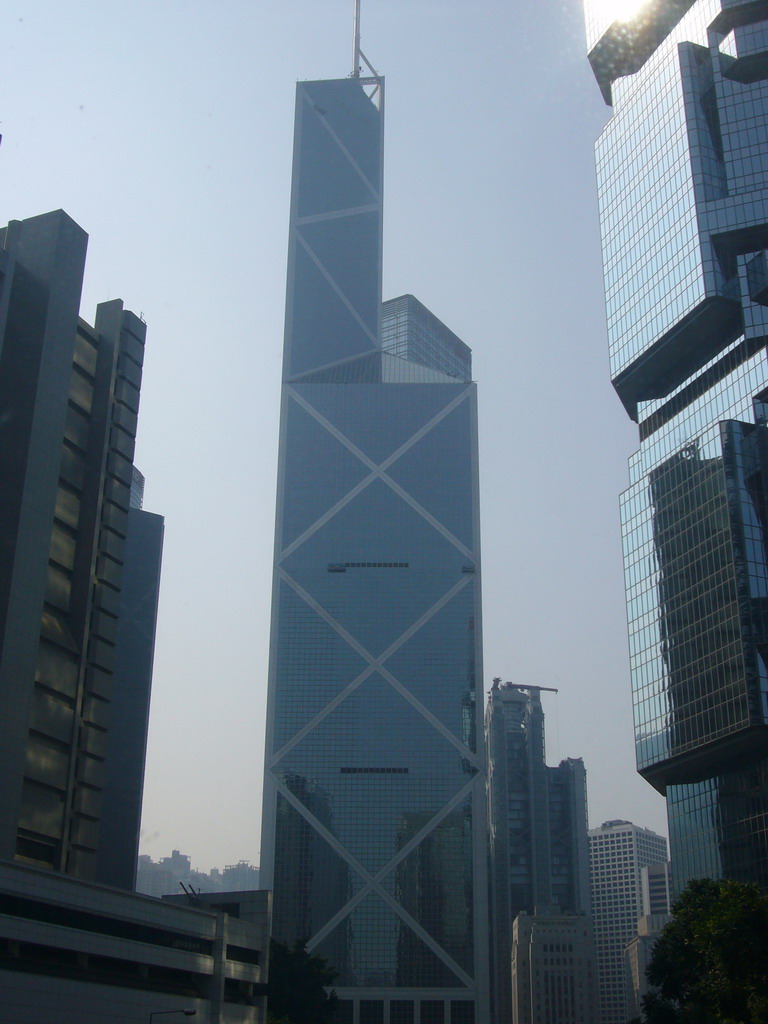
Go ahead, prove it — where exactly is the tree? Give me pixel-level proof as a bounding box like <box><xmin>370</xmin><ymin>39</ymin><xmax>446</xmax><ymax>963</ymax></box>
<box><xmin>642</xmin><ymin>878</ymin><xmax>768</xmax><ymax>1024</ymax></box>
<box><xmin>266</xmin><ymin>938</ymin><xmax>339</xmax><ymax>1024</ymax></box>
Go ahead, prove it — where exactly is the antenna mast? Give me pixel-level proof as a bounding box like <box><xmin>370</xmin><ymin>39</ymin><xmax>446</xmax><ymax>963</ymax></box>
<box><xmin>350</xmin><ymin>0</ymin><xmax>383</xmax><ymax>108</ymax></box>
<box><xmin>352</xmin><ymin>0</ymin><xmax>361</xmax><ymax>78</ymax></box>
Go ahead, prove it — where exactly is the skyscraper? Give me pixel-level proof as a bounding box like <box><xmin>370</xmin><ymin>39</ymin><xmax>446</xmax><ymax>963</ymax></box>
<box><xmin>586</xmin><ymin>0</ymin><xmax>768</xmax><ymax>890</ymax></box>
<box><xmin>0</xmin><ymin>210</ymin><xmax>155</xmax><ymax>882</ymax></box>
<box><xmin>588</xmin><ymin>820</ymin><xmax>668</xmax><ymax>1024</ymax></box>
<box><xmin>485</xmin><ymin>682</ymin><xmax>592</xmax><ymax>1023</ymax></box>
<box><xmin>260</xmin><ymin>71</ymin><xmax>489</xmax><ymax>1023</ymax></box>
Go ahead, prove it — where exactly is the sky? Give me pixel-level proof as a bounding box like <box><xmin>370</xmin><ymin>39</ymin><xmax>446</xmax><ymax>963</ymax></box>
<box><xmin>0</xmin><ymin>0</ymin><xmax>668</xmax><ymax>872</ymax></box>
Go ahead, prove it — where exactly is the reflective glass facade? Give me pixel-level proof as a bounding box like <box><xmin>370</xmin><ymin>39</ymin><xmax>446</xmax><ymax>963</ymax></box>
<box><xmin>587</xmin><ymin>0</ymin><xmax>768</xmax><ymax>891</ymax></box>
<box><xmin>261</xmin><ymin>79</ymin><xmax>489</xmax><ymax>1022</ymax></box>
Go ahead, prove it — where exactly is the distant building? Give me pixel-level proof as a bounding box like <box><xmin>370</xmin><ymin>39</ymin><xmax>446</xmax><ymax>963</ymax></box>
<box><xmin>625</xmin><ymin>862</ymin><xmax>673</xmax><ymax>1019</ymax></box>
<box><xmin>641</xmin><ymin>862</ymin><xmax>672</xmax><ymax>918</ymax></box>
<box><xmin>136</xmin><ymin>850</ymin><xmax>260</xmax><ymax>898</ymax></box>
<box><xmin>0</xmin><ymin>210</ymin><xmax>159</xmax><ymax>883</ymax></box>
<box><xmin>588</xmin><ymin>820</ymin><xmax>668</xmax><ymax>1024</ymax></box>
<box><xmin>137</xmin><ymin>849</ymin><xmax>195</xmax><ymax>897</ymax></box>
<box><xmin>511</xmin><ymin>911</ymin><xmax>598</xmax><ymax>1024</ymax></box>
<box><xmin>0</xmin><ymin>860</ymin><xmax>268</xmax><ymax>1023</ymax></box>
<box><xmin>221</xmin><ymin>861</ymin><xmax>261</xmax><ymax>892</ymax></box>
<box><xmin>625</xmin><ymin>912</ymin><xmax>672</xmax><ymax>1021</ymax></box>
<box><xmin>485</xmin><ymin>681</ymin><xmax>592</xmax><ymax>1023</ymax></box>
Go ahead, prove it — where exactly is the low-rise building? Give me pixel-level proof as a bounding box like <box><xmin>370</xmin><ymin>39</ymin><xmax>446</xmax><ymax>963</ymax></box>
<box><xmin>0</xmin><ymin>860</ymin><xmax>270</xmax><ymax>1023</ymax></box>
<box><xmin>511</xmin><ymin>910</ymin><xmax>598</xmax><ymax>1024</ymax></box>
<box><xmin>625</xmin><ymin>912</ymin><xmax>672</xmax><ymax>1020</ymax></box>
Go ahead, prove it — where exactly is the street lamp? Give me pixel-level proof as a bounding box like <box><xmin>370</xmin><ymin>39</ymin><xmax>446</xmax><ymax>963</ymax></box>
<box><xmin>149</xmin><ymin>1011</ymin><xmax>196</xmax><ymax>1023</ymax></box>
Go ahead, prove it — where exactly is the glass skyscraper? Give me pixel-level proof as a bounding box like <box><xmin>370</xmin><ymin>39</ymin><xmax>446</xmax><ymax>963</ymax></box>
<box><xmin>260</xmin><ymin>77</ymin><xmax>489</xmax><ymax>1023</ymax></box>
<box><xmin>586</xmin><ymin>0</ymin><xmax>768</xmax><ymax>891</ymax></box>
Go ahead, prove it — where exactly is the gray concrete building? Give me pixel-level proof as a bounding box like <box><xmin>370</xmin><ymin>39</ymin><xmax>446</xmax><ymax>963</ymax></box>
<box><xmin>510</xmin><ymin>911</ymin><xmax>598</xmax><ymax>1024</ymax></box>
<box><xmin>0</xmin><ymin>210</ymin><xmax>160</xmax><ymax>883</ymax></box>
<box><xmin>0</xmin><ymin>860</ymin><xmax>269</xmax><ymax>1024</ymax></box>
<box><xmin>0</xmin><ymin>209</ymin><xmax>271</xmax><ymax>1022</ymax></box>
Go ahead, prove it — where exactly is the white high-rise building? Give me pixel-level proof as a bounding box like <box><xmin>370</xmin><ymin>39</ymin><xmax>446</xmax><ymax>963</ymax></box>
<box><xmin>588</xmin><ymin>820</ymin><xmax>667</xmax><ymax>1024</ymax></box>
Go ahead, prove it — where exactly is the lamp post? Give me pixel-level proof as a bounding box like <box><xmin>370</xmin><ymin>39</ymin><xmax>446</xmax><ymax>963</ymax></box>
<box><xmin>148</xmin><ymin>1011</ymin><xmax>196</xmax><ymax>1023</ymax></box>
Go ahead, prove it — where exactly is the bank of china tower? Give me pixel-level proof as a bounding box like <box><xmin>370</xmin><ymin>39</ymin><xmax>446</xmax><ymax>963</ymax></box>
<box><xmin>260</xmin><ymin>73</ymin><xmax>489</xmax><ymax>1024</ymax></box>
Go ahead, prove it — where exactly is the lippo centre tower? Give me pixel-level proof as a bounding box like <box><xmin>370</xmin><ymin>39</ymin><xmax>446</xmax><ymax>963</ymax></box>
<box><xmin>586</xmin><ymin>0</ymin><xmax>768</xmax><ymax>891</ymax></box>
<box><xmin>259</xmin><ymin>51</ymin><xmax>489</xmax><ymax>1024</ymax></box>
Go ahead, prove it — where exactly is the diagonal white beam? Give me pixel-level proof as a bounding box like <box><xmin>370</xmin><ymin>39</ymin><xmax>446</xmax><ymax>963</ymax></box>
<box><xmin>378</xmin><ymin>661</ymin><xmax>481</xmax><ymax>771</ymax></box>
<box><xmin>288</xmin><ymin>349</ymin><xmax>379</xmax><ymax>383</ymax></box>
<box><xmin>289</xmin><ymin>382</ymin><xmax>469</xmax><ymax>478</ymax></box>
<box><xmin>285</xmin><ymin>383</ymin><xmax>378</xmax><ymax>465</ymax></box>
<box><xmin>269</xmin><ymin>658</ymin><xmax>377</xmax><ymax>768</ymax></box>
<box><xmin>277</xmin><ymin>769</ymin><xmax>475</xmax><ymax>987</ymax></box>
<box><xmin>270</xmin><ymin>571</ymin><xmax>478</xmax><ymax>768</ymax></box>
<box><xmin>375</xmin><ymin>885</ymin><xmax>475</xmax><ymax>988</ymax></box>
<box><xmin>295</xmin><ymin>231</ymin><xmax>379</xmax><ymax>347</ymax></box>
<box><xmin>276</xmin><ymin>567</ymin><xmax>377</xmax><ymax>665</ymax></box>
<box><xmin>376</xmin><ymin>387</ymin><xmax>471</xmax><ymax>473</ymax></box>
<box><xmin>307</xmin><ymin>780</ymin><xmax>475</xmax><ymax>950</ymax></box>
<box><xmin>279</xmin><ymin>467</ymin><xmax>378</xmax><ymax>563</ymax></box>
<box><xmin>378</xmin><ymin>471</ymin><xmax>472</xmax><ymax>560</ymax></box>
<box><xmin>273</xmin><ymin>774</ymin><xmax>373</xmax><ymax>885</ymax></box>
<box><xmin>280</xmin><ymin>386</ymin><xmax>473</xmax><ymax>562</ymax></box>
<box><xmin>296</xmin><ymin>203</ymin><xmax>379</xmax><ymax>226</ymax></box>
<box><xmin>303</xmin><ymin>91</ymin><xmax>380</xmax><ymax>199</ymax></box>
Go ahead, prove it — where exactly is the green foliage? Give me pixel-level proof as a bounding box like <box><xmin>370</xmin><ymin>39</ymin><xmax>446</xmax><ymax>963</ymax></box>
<box><xmin>642</xmin><ymin>878</ymin><xmax>768</xmax><ymax>1024</ymax></box>
<box><xmin>266</xmin><ymin>938</ymin><xmax>339</xmax><ymax>1024</ymax></box>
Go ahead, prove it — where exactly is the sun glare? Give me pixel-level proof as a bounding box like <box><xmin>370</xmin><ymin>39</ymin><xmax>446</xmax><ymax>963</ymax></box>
<box><xmin>595</xmin><ymin>0</ymin><xmax>649</xmax><ymax>23</ymax></box>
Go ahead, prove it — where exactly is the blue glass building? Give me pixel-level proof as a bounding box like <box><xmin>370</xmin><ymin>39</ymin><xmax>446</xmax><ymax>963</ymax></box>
<box><xmin>587</xmin><ymin>0</ymin><xmax>768</xmax><ymax>891</ymax></box>
<box><xmin>260</xmin><ymin>77</ymin><xmax>489</xmax><ymax>1023</ymax></box>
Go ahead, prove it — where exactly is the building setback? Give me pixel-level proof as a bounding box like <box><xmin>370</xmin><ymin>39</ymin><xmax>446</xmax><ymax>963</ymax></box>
<box><xmin>260</xmin><ymin>74</ymin><xmax>489</xmax><ymax>1023</ymax></box>
<box><xmin>585</xmin><ymin>0</ymin><xmax>768</xmax><ymax>892</ymax></box>
<box><xmin>0</xmin><ymin>210</ymin><xmax>158</xmax><ymax>882</ymax></box>
<box><xmin>485</xmin><ymin>682</ymin><xmax>592</xmax><ymax>1024</ymax></box>
<box><xmin>96</xmin><ymin>468</ymin><xmax>164</xmax><ymax>890</ymax></box>
<box><xmin>588</xmin><ymin>820</ymin><xmax>667</xmax><ymax>1024</ymax></box>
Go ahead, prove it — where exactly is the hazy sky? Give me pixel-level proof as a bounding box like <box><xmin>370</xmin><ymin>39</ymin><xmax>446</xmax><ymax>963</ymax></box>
<box><xmin>1</xmin><ymin>0</ymin><xmax>667</xmax><ymax>872</ymax></box>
